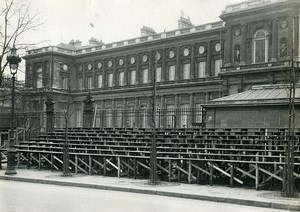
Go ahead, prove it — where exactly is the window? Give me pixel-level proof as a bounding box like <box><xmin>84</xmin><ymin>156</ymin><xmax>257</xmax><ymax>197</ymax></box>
<box><xmin>97</xmin><ymin>75</ymin><xmax>102</xmax><ymax>88</ymax></box>
<box><xmin>253</xmin><ymin>29</ymin><xmax>269</xmax><ymax>63</ymax></box>
<box><xmin>142</xmin><ymin>69</ymin><xmax>148</xmax><ymax>84</ymax></box>
<box><xmin>78</xmin><ymin>77</ymin><xmax>83</xmax><ymax>90</ymax></box>
<box><xmin>214</xmin><ymin>59</ymin><xmax>222</xmax><ymax>76</ymax></box>
<box><xmin>168</xmin><ymin>65</ymin><xmax>175</xmax><ymax>81</ymax></box>
<box><xmin>130</xmin><ymin>70</ymin><xmax>136</xmax><ymax>85</ymax></box>
<box><xmin>62</xmin><ymin>76</ymin><xmax>68</xmax><ymax>90</ymax></box>
<box><xmin>87</xmin><ymin>76</ymin><xmax>93</xmax><ymax>89</ymax></box>
<box><xmin>156</xmin><ymin>67</ymin><xmax>161</xmax><ymax>82</ymax></box>
<box><xmin>183</xmin><ymin>63</ymin><xmax>190</xmax><ymax>80</ymax></box>
<box><xmin>180</xmin><ymin>104</ymin><xmax>189</xmax><ymax>128</ymax></box>
<box><xmin>75</xmin><ymin>109</ymin><xmax>82</xmax><ymax>127</ymax></box>
<box><xmin>119</xmin><ymin>71</ymin><xmax>124</xmax><ymax>86</ymax></box>
<box><xmin>167</xmin><ymin>105</ymin><xmax>175</xmax><ymax>128</ymax></box>
<box><xmin>37</xmin><ymin>67</ymin><xmax>42</xmax><ymax>88</ymax></box>
<box><xmin>108</xmin><ymin>73</ymin><xmax>113</xmax><ymax>87</ymax></box>
<box><xmin>198</xmin><ymin>62</ymin><xmax>206</xmax><ymax>78</ymax></box>
<box><xmin>195</xmin><ymin>104</ymin><xmax>203</xmax><ymax>123</ymax></box>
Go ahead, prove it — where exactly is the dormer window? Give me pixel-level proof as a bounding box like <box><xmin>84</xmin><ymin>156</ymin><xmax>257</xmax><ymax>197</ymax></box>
<box><xmin>252</xmin><ymin>29</ymin><xmax>269</xmax><ymax>63</ymax></box>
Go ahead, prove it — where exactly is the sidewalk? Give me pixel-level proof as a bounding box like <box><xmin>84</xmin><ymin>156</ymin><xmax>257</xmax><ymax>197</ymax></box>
<box><xmin>0</xmin><ymin>167</ymin><xmax>299</xmax><ymax>211</ymax></box>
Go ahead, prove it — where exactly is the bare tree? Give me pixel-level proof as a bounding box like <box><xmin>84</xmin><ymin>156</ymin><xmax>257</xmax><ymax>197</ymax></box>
<box><xmin>0</xmin><ymin>0</ymin><xmax>44</xmax><ymax>86</ymax></box>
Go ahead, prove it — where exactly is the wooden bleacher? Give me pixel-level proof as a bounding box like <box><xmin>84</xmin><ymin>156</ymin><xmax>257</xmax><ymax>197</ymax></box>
<box><xmin>13</xmin><ymin>127</ymin><xmax>300</xmax><ymax>189</ymax></box>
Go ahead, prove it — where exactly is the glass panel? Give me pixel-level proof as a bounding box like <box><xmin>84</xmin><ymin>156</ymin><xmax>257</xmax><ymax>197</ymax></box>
<box><xmin>78</xmin><ymin>78</ymin><xmax>82</xmax><ymax>90</ymax></box>
<box><xmin>169</xmin><ymin>65</ymin><xmax>175</xmax><ymax>81</ymax></box>
<box><xmin>255</xmin><ymin>39</ymin><xmax>265</xmax><ymax>63</ymax></box>
<box><xmin>119</xmin><ymin>72</ymin><xmax>124</xmax><ymax>86</ymax></box>
<box><xmin>37</xmin><ymin>67</ymin><xmax>42</xmax><ymax>88</ymax></box>
<box><xmin>130</xmin><ymin>70</ymin><xmax>136</xmax><ymax>85</ymax></box>
<box><xmin>108</xmin><ymin>73</ymin><xmax>113</xmax><ymax>87</ymax></box>
<box><xmin>214</xmin><ymin>59</ymin><xmax>222</xmax><ymax>76</ymax></box>
<box><xmin>87</xmin><ymin>76</ymin><xmax>92</xmax><ymax>89</ymax></box>
<box><xmin>142</xmin><ymin>69</ymin><xmax>148</xmax><ymax>84</ymax></box>
<box><xmin>156</xmin><ymin>67</ymin><xmax>161</xmax><ymax>82</ymax></box>
<box><xmin>97</xmin><ymin>75</ymin><xmax>102</xmax><ymax>88</ymax></box>
<box><xmin>166</xmin><ymin>105</ymin><xmax>175</xmax><ymax>128</ymax></box>
<box><xmin>198</xmin><ymin>62</ymin><xmax>206</xmax><ymax>78</ymax></box>
<box><xmin>183</xmin><ymin>64</ymin><xmax>190</xmax><ymax>80</ymax></box>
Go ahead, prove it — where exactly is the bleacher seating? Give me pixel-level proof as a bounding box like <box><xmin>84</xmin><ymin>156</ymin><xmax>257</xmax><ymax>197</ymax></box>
<box><xmin>14</xmin><ymin>127</ymin><xmax>300</xmax><ymax>189</ymax></box>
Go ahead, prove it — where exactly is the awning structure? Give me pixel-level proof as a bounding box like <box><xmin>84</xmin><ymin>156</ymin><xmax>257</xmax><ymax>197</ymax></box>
<box><xmin>208</xmin><ymin>84</ymin><xmax>300</xmax><ymax>106</ymax></box>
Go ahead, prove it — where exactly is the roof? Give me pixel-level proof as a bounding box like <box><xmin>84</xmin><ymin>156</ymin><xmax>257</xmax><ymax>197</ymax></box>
<box><xmin>209</xmin><ymin>84</ymin><xmax>300</xmax><ymax>106</ymax></box>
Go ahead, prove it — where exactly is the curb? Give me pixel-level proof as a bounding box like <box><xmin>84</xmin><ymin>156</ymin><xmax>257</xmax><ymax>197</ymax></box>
<box><xmin>0</xmin><ymin>175</ymin><xmax>299</xmax><ymax>211</ymax></box>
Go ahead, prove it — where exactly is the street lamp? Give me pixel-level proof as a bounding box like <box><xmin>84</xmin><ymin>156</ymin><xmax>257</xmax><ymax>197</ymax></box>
<box><xmin>5</xmin><ymin>45</ymin><xmax>21</xmax><ymax>175</ymax></box>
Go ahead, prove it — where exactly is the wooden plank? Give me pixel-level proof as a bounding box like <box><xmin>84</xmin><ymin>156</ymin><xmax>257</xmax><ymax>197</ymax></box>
<box><xmin>191</xmin><ymin>163</ymin><xmax>211</xmax><ymax>176</ymax></box>
<box><xmin>235</xmin><ymin>166</ymin><xmax>256</xmax><ymax>180</ymax></box>
<box><xmin>106</xmin><ymin>158</ymin><xmax>119</xmax><ymax>170</ymax></box>
<box><xmin>42</xmin><ymin>155</ymin><xmax>58</xmax><ymax>170</ymax></box>
<box><xmin>137</xmin><ymin>161</ymin><xmax>150</xmax><ymax>170</ymax></box>
<box><xmin>208</xmin><ymin>162</ymin><xmax>243</xmax><ymax>185</ymax></box>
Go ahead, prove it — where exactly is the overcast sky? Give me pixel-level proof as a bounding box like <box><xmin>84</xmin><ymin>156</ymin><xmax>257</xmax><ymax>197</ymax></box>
<box><xmin>13</xmin><ymin>0</ymin><xmax>245</xmax><ymax>80</ymax></box>
<box><xmin>27</xmin><ymin>0</ymin><xmax>244</xmax><ymax>47</ymax></box>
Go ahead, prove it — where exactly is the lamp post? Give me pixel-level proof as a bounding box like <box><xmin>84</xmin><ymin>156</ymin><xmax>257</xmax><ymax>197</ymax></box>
<box><xmin>5</xmin><ymin>45</ymin><xmax>21</xmax><ymax>175</ymax></box>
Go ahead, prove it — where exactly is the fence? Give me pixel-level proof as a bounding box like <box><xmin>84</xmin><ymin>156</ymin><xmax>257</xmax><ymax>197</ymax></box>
<box><xmin>0</xmin><ymin>107</ymin><xmax>206</xmax><ymax>139</ymax></box>
<box><xmin>89</xmin><ymin>107</ymin><xmax>205</xmax><ymax>129</ymax></box>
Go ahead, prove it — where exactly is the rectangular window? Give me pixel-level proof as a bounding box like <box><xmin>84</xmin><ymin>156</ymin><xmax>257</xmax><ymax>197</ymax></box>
<box><xmin>198</xmin><ymin>62</ymin><xmax>206</xmax><ymax>78</ymax></box>
<box><xmin>254</xmin><ymin>39</ymin><xmax>266</xmax><ymax>63</ymax></box>
<box><xmin>142</xmin><ymin>69</ymin><xmax>148</xmax><ymax>84</ymax></box>
<box><xmin>75</xmin><ymin>109</ymin><xmax>82</xmax><ymax>127</ymax></box>
<box><xmin>37</xmin><ymin>68</ymin><xmax>43</xmax><ymax>88</ymax></box>
<box><xmin>119</xmin><ymin>72</ymin><xmax>124</xmax><ymax>86</ymax></box>
<box><xmin>166</xmin><ymin>105</ymin><xmax>175</xmax><ymax>128</ymax></box>
<box><xmin>62</xmin><ymin>77</ymin><xmax>68</xmax><ymax>90</ymax></box>
<box><xmin>108</xmin><ymin>73</ymin><xmax>113</xmax><ymax>87</ymax></box>
<box><xmin>130</xmin><ymin>70</ymin><xmax>136</xmax><ymax>85</ymax></box>
<box><xmin>214</xmin><ymin>59</ymin><xmax>222</xmax><ymax>76</ymax></box>
<box><xmin>183</xmin><ymin>63</ymin><xmax>190</xmax><ymax>80</ymax></box>
<box><xmin>168</xmin><ymin>65</ymin><xmax>175</xmax><ymax>81</ymax></box>
<box><xmin>97</xmin><ymin>75</ymin><xmax>102</xmax><ymax>88</ymax></box>
<box><xmin>180</xmin><ymin>104</ymin><xmax>189</xmax><ymax>128</ymax></box>
<box><xmin>195</xmin><ymin>104</ymin><xmax>202</xmax><ymax>123</ymax></box>
<box><xmin>87</xmin><ymin>76</ymin><xmax>93</xmax><ymax>89</ymax></box>
<box><xmin>78</xmin><ymin>77</ymin><xmax>83</xmax><ymax>90</ymax></box>
<box><xmin>156</xmin><ymin>67</ymin><xmax>161</xmax><ymax>82</ymax></box>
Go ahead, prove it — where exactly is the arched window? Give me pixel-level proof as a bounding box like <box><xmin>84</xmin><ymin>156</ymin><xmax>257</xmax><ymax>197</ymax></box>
<box><xmin>252</xmin><ymin>29</ymin><xmax>269</xmax><ymax>63</ymax></box>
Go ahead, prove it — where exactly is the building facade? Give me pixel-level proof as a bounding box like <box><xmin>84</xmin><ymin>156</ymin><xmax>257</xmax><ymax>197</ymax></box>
<box><xmin>22</xmin><ymin>0</ymin><xmax>300</xmax><ymax>129</ymax></box>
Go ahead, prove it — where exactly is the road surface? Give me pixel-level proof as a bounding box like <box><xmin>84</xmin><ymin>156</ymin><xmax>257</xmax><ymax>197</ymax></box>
<box><xmin>0</xmin><ymin>180</ymin><xmax>287</xmax><ymax>212</ymax></box>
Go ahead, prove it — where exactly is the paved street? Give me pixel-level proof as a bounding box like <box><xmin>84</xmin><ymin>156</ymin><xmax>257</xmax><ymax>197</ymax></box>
<box><xmin>0</xmin><ymin>180</ymin><xmax>289</xmax><ymax>212</ymax></box>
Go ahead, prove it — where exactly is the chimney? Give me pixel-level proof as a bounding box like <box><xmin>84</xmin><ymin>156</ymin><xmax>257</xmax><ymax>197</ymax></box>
<box><xmin>69</xmin><ymin>39</ymin><xmax>82</xmax><ymax>49</ymax></box>
<box><xmin>88</xmin><ymin>37</ymin><xmax>104</xmax><ymax>46</ymax></box>
<box><xmin>140</xmin><ymin>26</ymin><xmax>156</xmax><ymax>37</ymax></box>
<box><xmin>178</xmin><ymin>16</ymin><xmax>193</xmax><ymax>29</ymax></box>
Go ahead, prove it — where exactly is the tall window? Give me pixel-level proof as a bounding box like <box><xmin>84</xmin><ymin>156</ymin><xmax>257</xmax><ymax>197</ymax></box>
<box><xmin>253</xmin><ymin>29</ymin><xmax>269</xmax><ymax>63</ymax></box>
<box><xmin>142</xmin><ymin>69</ymin><xmax>148</xmax><ymax>84</ymax></box>
<box><xmin>77</xmin><ymin>77</ymin><xmax>83</xmax><ymax>90</ymax></box>
<box><xmin>119</xmin><ymin>71</ymin><xmax>124</xmax><ymax>86</ymax></box>
<box><xmin>97</xmin><ymin>74</ymin><xmax>102</xmax><ymax>88</ymax></box>
<box><xmin>195</xmin><ymin>104</ymin><xmax>203</xmax><ymax>123</ymax></box>
<box><xmin>75</xmin><ymin>109</ymin><xmax>82</xmax><ymax>127</ymax></box>
<box><xmin>37</xmin><ymin>67</ymin><xmax>42</xmax><ymax>88</ymax></box>
<box><xmin>198</xmin><ymin>62</ymin><xmax>206</xmax><ymax>78</ymax></box>
<box><xmin>180</xmin><ymin>104</ymin><xmax>189</xmax><ymax>127</ymax></box>
<box><xmin>214</xmin><ymin>59</ymin><xmax>222</xmax><ymax>76</ymax></box>
<box><xmin>130</xmin><ymin>70</ymin><xmax>136</xmax><ymax>85</ymax></box>
<box><xmin>166</xmin><ymin>104</ymin><xmax>175</xmax><ymax>128</ymax></box>
<box><xmin>156</xmin><ymin>67</ymin><xmax>161</xmax><ymax>82</ymax></box>
<box><xmin>168</xmin><ymin>65</ymin><xmax>175</xmax><ymax>81</ymax></box>
<box><xmin>62</xmin><ymin>76</ymin><xmax>68</xmax><ymax>90</ymax></box>
<box><xmin>87</xmin><ymin>76</ymin><xmax>93</xmax><ymax>89</ymax></box>
<box><xmin>183</xmin><ymin>63</ymin><xmax>190</xmax><ymax>80</ymax></box>
<box><xmin>108</xmin><ymin>73</ymin><xmax>113</xmax><ymax>87</ymax></box>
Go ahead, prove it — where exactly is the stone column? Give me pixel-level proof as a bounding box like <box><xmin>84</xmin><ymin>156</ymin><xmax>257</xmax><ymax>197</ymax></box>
<box><xmin>45</xmin><ymin>95</ymin><xmax>55</xmax><ymax>132</ymax></box>
<box><xmin>206</xmin><ymin>42</ymin><xmax>211</xmax><ymax>76</ymax></box>
<box><xmin>83</xmin><ymin>91</ymin><xmax>94</xmax><ymax>128</ymax></box>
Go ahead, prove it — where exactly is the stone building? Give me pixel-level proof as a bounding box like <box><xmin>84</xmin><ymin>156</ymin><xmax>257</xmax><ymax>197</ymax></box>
<box><xmin>22</xmin><ymin>0</ymin><xmax>300</xmax><ymax>129</ymax></box>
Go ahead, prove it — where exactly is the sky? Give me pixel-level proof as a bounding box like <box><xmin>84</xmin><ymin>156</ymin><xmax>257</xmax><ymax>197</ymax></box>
<box><xmin>14</xmin><ymin>0</ymin><xmax>245</xmax><ymax>79</ymax></box>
